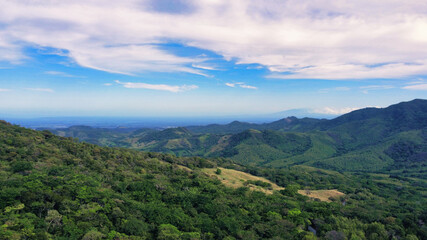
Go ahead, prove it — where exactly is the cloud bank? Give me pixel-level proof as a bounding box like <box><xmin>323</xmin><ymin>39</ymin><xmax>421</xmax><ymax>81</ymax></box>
<box><xmin>1</xmin><ymin>0</ymin><xmax>427</xmax><ymax>79</ymax></box>
<box><xmin>313</xmin><ymin>107</ymin><xmax>365</xmax><ymax>115</ymax></box>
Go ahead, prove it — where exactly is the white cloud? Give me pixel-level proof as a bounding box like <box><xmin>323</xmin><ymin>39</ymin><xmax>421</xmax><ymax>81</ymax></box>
<box><xmin>247</xmin><ymin>65</ymin><xmax>263</xmax><ymax>70</ymax></box>
<box><xmin>191</xmin><ymin>64</ymin><xmax>218</xmax><ymax>71</ymax></box>
<box><xmin>402</xmin><ymin>83</ymin><xmax>427</xmax><ymax>90</ymax></box>
<box><xmin>0</xmin><ymin>88</ymin><xmax>11</xmax><ymax>92</ymax></box>
<box><xmin>239</xmin><ymin>84</ymin><xmax>257</xmax><ymax>89</ymax></box>
<box><xmin>44</xmin><ymin>71</ymin><xmax>82</xmax><ymax>78</ymax></box>
<box><xmin>314</xmin><ymin>105</ymin><xmax>381</xmax><ymax>115</ymax></box>
<box><xmin>1</xmin><ymin>1</ymin><xmax>427</xmax><ymax>79</ymax></box>
<box><xmin>0</xmin><ymin>32</ymin><xmax>25</xmax><ymax>63</ymax></box>
<box><xmin>225</xmin><ymin>82</ymin><xmax>257</xmax><ymax>89</ymax></box>
<box><xmin>267</xmin><ymin>63</ymin><xmax>427</xmax><ymax>80</ymax></box>
<box><xmin>313</xmin><ymin>107</ymin><xmax>364</xmax><ymax>115</ymax></box>
<box><xmin>359</xmin><ymin>85</ymin><xmax>394</xmax><ymax>94</ymax></box>
<box><xmin>103</xmin><ymin>83</ymin><xmax>113</xmax><ymax>86</ymax></box>
<box><xmin>115</xmin><ymin>80</ymin><xmax>198</xmax><ymax>92</ymax></box>
<box><xmin>25</xmin><ymin>88</ymin><xmax>54</xmax><ymax>93</ymax></box>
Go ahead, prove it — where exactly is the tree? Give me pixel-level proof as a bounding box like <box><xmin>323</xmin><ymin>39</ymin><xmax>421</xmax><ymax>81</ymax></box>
<box><xmin>122</xmin><ymin>217</ymin><xmax>149</xmax><ymax>237</ymax></box>
<box><xmin>158</xmin><ymin>224</ymin><xmax>181</xmax><ymax>240</ymax></box>
<box><xmin>282</xmin><ymin>184</ymin><xmax>300</xmax><ymax>197</ymax></box>
<box><xmin>82</xmin><ymin>229</ymin><xmax>104</xmax><ymax>240</ymax></box>
<box><xmin>45</xmin><ymin>210</ymin><xmax>62</xmax><ymax>232</ymax></box>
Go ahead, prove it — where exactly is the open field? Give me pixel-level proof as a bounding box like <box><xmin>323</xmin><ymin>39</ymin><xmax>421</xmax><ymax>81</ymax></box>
<box><xmin>201</xmin><ymin>167</ymin><xmax>284</xmax><ymax>194</ymax></box>
<box><xmin>202</xmin><ymin>167</ymin><xmax>346</xmax><ymax>202</ymax></box>
<box><xmin>298</xmin><ymin>189</ymin><xmax>345</xmax><ymax>202</ymax></box>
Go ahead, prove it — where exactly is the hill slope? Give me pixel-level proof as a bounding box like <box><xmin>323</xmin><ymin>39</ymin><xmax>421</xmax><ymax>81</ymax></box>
<box><xmin>1</xmin><ymin>120</ymin><xmax>427</xmax><ymax>239</ymax></box>
<box><xmin>45</xmin><ymin>99</ymin><xmax>427</xmax><ymax>176</ymax></box>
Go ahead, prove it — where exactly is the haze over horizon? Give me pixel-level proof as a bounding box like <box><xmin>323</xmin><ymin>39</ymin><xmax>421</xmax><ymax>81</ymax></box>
<box><xmin>1</xmin><ymin>0</ymin><xmax>427</xmax><ymax>117</ymax></box>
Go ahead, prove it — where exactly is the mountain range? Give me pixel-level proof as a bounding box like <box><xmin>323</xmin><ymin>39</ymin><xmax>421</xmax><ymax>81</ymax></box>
<box><xmin>44</xmin><ymin>99</ymin><xmax>427</xmax><ymax>178</ymax></box>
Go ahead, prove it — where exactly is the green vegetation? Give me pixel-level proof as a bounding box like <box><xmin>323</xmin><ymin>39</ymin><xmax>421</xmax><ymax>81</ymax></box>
<box><xmin>16</xmin><ymin>99</ymin><xmax>427</xmax><ymax>239</ymax></box>
<box><xmin>2</xmin><ymin>120</ymin><xmax>427</xmax><ymax>239</ymax></box>
<box><xmin>47</xmin><ymin>99</ymin><xmax>427</xmax><ymax>178</ymax></box>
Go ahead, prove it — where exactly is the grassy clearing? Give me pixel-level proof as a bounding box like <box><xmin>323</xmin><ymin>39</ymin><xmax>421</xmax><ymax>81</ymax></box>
<box><xmin>298</xmin><ymin>189</ymin><xmax>345</xmax><ymax>202</ymax></box>
<box><xmin>202</xmin><ymin>167</ymin><xmax>346</xmax><ymax>201</ymax></box>
<box><xmin>174</xmin><ymin>164</ymin><xmax>193</xmax><ymax>172</ymax></box>
<box><xmin>201</xmin><ymin>167</ymin><xmax>284</xmax><ymax>194</ymax></box>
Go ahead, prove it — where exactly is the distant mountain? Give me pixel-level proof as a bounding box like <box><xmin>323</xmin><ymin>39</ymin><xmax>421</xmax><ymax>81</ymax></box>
<box><xmin>186</xmin><ymin>120</ymin><xmax>260</xmax><ymax>134</ymax></box>
<box><xmin>44</xmin><ymin>99</ymin><xmax>427</xmax><ymax>178</ymax></box>
<box><xmin>41</xmin><ymin>125</ymin><xmax>154</xmax><ymax>147</ymax></box>
<box><xmin>318</xmin><ymin>99</ymin><xmax>427</xmax><ymax>132</ymax></box>
<box><xmin>186</xmin><ymin>117</ymin><xmax>325</xmax><ymax>134</ymax></box>
<box><xmin>267</xmin><ymin>108</ymin><xmax>338</xmax><ymax>119</ymax></box>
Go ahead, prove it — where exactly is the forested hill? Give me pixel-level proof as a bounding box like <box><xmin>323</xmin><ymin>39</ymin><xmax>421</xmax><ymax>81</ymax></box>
<box><xmin>186</xmin><ymin>99</ymin><xmax>427</xmax><ymax>134</ymax></box>
<box><xmin>44</xmin><ymin>99</ymin><xmax>427</xmax><ymax>176</ymax></box>
<box><xmin>317</xmin><ymin>99</ymin><xmax>427</xmax><ymax>131</ymax></box>
<box><xmin>185</xmin><ymin>117</ymin><xmax>324</xmax><ymax>134</ymax></box>
<box><xmin>2</xmin><ymin>120</ymin><xmax>427</xmax><ymax>239</ymax></box>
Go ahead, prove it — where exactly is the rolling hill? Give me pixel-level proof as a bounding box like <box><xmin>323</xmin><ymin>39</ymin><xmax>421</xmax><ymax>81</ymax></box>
<box><xmin>2</xmin><ymin>119</ymin><xmax>427</xmax><ymax>239</ymax></box>
<box><xmin>45</xmin><ymin>99</ymin><xmax>427</xmax><ymax>177</ymax></box>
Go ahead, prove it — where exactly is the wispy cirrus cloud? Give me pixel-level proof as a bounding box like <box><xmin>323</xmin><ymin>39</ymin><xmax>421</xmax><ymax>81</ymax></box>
<box><xmin>318</xmin><ymin>86</ymin><xmax>351</xmax><ymax>93</ymax></box>
<box><xmin>0</xmin><ymin>1</ymin><xmax>427</xmax><ymax>80</ymax></box>
<box><xmin>402</xmin><ymin>83</ymin><xmax>427</xmax><ymax>90</ymax></box>
<box><xmin>239</xmin><ymin>84</ymin><xmax>257</xmax><ymax>90</ymax></box>
<box><xmin>225</xmin><ymin>82</ymin><xmax>257</xmax><ymax>89</ymax></box>
<box><xmin>359</xmin><ymin>85</ymin><xmax>394</xmax><ymax>94</ymax></box>
<box><xmin>25</xmin><ymin>88</ymin><xmax>54</xmax><ymax>93</ymax></box>
<box><xmin>115</xmin><ymin>80</ymin><xmax>198</xmax><ymax>93</ymax></box>
<box><xmin>402</xmin><ymin>78</ymin><xmax>427</xmax><ymax>90</ymax></box>
<box><xmin>0</xmin><ymin>88</ymin><xmax>12</xmax><ymax>92</ymax></box>
<box><xmin>44</xmin><ymin>71</ymin><xmax>83</xmax><ymax>78</ymax></box>
<box><xmin>191</xmin><ymin>64</ymin><xmax>219</xmax><ymax>71</ymax></box>
<box><xmin>225</xmin><ymin>83</ymin><xmax>237</xmax><ymax>87</ymax></box>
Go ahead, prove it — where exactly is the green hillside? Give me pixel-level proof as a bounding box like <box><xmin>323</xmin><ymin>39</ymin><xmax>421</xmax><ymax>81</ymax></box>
<box><xmin>2</xmin><ymin>121</ymin><xmax>427</xmax><ymax>239</ymax></box>
<box><xmin>0</xmin><ymin>120</ymin><xmax>311</xmax><ymax>239</ymax></box>
<box><xmin>186</xmin><ymin>117</ymin><xmax>323</xmax><ymax>134</ymax></box>
<box><xmin>46</xmin><ymin>99</ymin><xmax>427</xmax><ymax>177</ymax></box>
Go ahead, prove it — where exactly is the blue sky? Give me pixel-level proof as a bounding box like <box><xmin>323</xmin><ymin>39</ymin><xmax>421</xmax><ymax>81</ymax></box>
<box><xmin>1</xmin><ymin>0</ymin><xmax>427</xmax><ymax>118</ymax></box>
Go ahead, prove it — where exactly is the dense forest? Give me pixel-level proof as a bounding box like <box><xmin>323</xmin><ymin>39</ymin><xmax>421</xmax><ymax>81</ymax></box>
<box><xmin>1</xmin><ymin>119</ymin><xmax>427</xmax><ymax>239</ymax></box>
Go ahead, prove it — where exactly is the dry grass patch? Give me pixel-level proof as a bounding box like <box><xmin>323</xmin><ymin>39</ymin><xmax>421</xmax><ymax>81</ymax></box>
<box><xmin>298</xmin><ymin>189</ymin><xmax>345</xmax><ymax>202</ymax></box>
<box><xmin>202</xmin><ymin>167</ymin><xmax>345</xmax><ymax>201</ymax></box>
<box><xmin>174</xmin><ymin>164</ymin><xmax>193</xmax><ymax>172</ymax></box>
<box><xmin>202</xmin><ymin>167</ymin><xmax>284</xmax><ymax>194</ymax></box>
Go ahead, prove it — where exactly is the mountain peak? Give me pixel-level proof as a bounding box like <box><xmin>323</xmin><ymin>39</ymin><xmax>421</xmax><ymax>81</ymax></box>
<box><xmin>284</xmin><ymin>116</ymin><xmax>298</xmax><ymax>122</ymax></box>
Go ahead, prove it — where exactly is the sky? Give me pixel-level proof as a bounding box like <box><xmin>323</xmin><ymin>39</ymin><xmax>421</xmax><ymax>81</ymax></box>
<box><xmin>1</xmin><ymin>0</ymin><xmax>427</xmax><ymax>118</ymax></box>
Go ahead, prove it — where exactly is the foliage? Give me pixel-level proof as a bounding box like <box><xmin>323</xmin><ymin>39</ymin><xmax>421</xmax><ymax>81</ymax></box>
<box><xmin>2</xmin><ymin>98</ymin><xmax>427</xmax><ymax>239</ymax></box>
<box><xmin>45</xmin><ymin>99</ymin><xmax>427</xmax><ymax>177</ymax></box>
